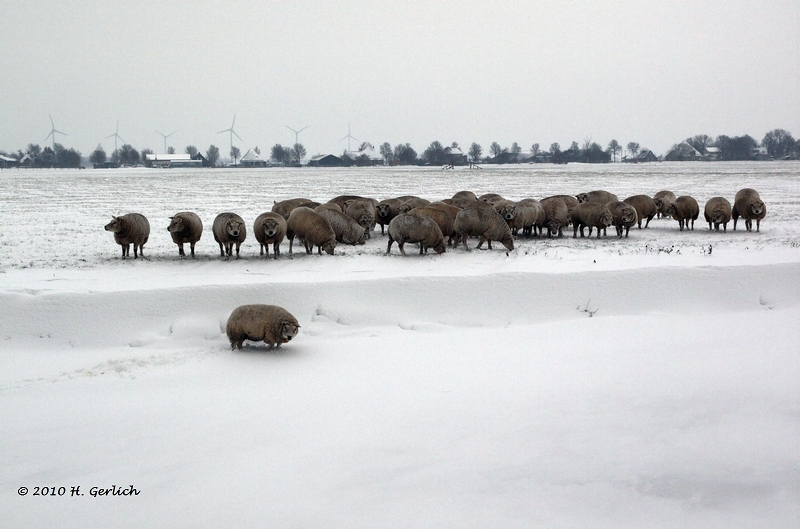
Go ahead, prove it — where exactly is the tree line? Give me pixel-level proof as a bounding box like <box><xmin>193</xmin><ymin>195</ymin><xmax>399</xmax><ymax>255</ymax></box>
<box><xmin>2</xmin><ymin>128</ymin><xmax>795</xmax><ymax>168</ymax></box>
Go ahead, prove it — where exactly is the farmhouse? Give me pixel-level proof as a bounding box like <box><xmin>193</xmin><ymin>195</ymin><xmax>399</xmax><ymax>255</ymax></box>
<box><xmin>308</xmin><ymin>154</ymin><xmax>343</xmax><ymax>167</ymax></box>
<box><xmin>239</xmin><ymin>149</ymin><xmax>267</xmax><ymax>167</ymax></box>
<box><xmin>145</xmin><ymin>153</ymin><xmax>203</xmax><ymax>168</ymax></box>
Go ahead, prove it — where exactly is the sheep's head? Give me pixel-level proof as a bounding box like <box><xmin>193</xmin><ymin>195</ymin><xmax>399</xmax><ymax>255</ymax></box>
<box><xmin>432</xmin><ymin>241</ymin><xmax>446</xmax><ymax>254</ymax></box>
<box><xmin>280</xmin><ymin>321</ymin><xmax>300</xmax><ymax>343</ymax></box>
<box><xmin>547</xmin><ymin>219</ymin><xmax>562</xmax><ymax>236</ymax></box>
<box><xmin>322</xmin><ymin>240</ymin><xmax>336</xmax><ymax>255</ymax></box>
<box><xmin>749</xmin><ymin>201</ymin><xmax>765</xmax><ymax>216</ymax></box>
<box><xmin>600</xmin><ymin>211</ymin><xmax>614</xmax><ymax>227</ymax></box>
<box><xmin>500</xmin><ymin>205</ymin><xmax>516</xmax><ymax>221</ymax></box>
<box><xmin>226</xmin><ymin>220</ymin><xmax>242</xmax><ymax>238</ymax></box>
<box><xmin>167</xmin><ymin>216</ymin><xmax>184</xmax><ymax>233</ymax></box>
<box><xmin>664</xmin><ymin>204</ymin><xmax>678</xmax><ymax>219</ymax></box>
<box><xmin>501</xmin><ymin>236</ymin><xmax>514</xmax><ymax>251</ymax></box>
<box><xmin>104</xmin><ymin>216</ymin><xmax>121</xmax><ymax>232</ymax></box>
<box><xmin>711</xmin><ymin>210</ymin><xmax>727</xmax><ymax>224</ymax></box>
<box><xmin>620</xmin><ymin>207</ymin><xmax>637</xmax><ymax>225</ymax></box>
<box><xmin>576</xmin><ymin>193</ymin><xmax>589</xmax><ymax>203</ymax></box>
<box><xmin>262</xmin><ymin>219</ymin><xmax>280</xmax><ymax>238</ymax></box>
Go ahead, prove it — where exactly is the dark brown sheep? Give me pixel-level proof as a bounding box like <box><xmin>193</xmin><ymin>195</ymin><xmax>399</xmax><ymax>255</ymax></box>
<box><xmin>226</xmin><ymin>304</ymin><xmax>300</xmax><ymax>350</ymax></box>
<box><xmin>253</xmin><ymin>212</ymin><xmax>287</xmax><ymax>258</ymax></box>
<box><xmin>167</xmin><ymin>211</ymin><xmax>202</xmax><ymax>258</ymax></box>
<box><xmin>272</xmin><ymin>198</ymin><xmax>319</xmax><ymax>220</ymax></box>
<box><xmin>733</xmin><ymin>195</ymin><xmax>767</xmax><ymax>232</ymax></box>
<box><xmin>386</xmin><ymin>213</ymin><xmax>446</xmax><ymax>256</ymax></box>
<box><xmin>703</xmin><ymin>197</ymin><xmax>732</xmax><ymax>232</ymax></box>
<box><xmin>606</xmin><ymin>201</ymin><xmax>638</xmax><ymax>238</ymax></box>
<box><xmin>397</xmin><ymin>197</ymin><xmax>431</xmax><ymax>213</ymax></box>
<box><xmin>624</xmin><ymin>195</ymin><xmax>658</xmax><ymax>228</ymax></box>
<box><xmin>343</xmin><ymin>198</ymin><xmax>378</xmax><ymax>238</ymax></box>
<box><xmin>451</xmin><ymin>190</ymin><xmax>478</xmax><ymax>201</ymax></box>
<box><xmin>286</xmin><ymin>207</ymin><xmax>337</xmax><ymax>255</ymax></box>
<box><xmin>105</xmin><ymin>213</ymin><xmax>150</xmax><ymax>259</ymax></box>
<box><xmin>408</xmin><ymin>206</ymin><xmax>456</xmax><ymax>243</ymax></box>
<box><xmin>376</xmin><ymin>198</ymin><xmax>402</xmax><ymax>235</ymax></box>
<box><xmin>664</xmin><ymin>196</ymin><xmax>699</xmax><ymax>231</ymax></box>
<box><xmin>213</xmin><ymin>212</ymin><xmax>247</xmax><ymax>259</ymax></box>
<box><xmin>570</xmin><ymin>202</ymin><xmax>614</xmax><ymax>238</ymax></box>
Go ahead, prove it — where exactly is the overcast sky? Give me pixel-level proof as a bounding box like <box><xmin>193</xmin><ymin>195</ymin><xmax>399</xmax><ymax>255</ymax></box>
<box><xmin>1</xmin><ymin>0</ymin><xmax>798</xmax><ymax>158</ymax></box>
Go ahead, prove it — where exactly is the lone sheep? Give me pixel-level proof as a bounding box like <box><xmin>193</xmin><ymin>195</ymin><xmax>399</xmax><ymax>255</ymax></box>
<box><xmin>387</xmin><ymin>213</ymin><xmax>446</xmax><ymax>256</ymax></box>
<box><xmin>167</xmin><ymin>212</ymin><xmax>203</xmax><ymax>258</ymax></box>
<box><xmin>213</xmin><ymin>212</ymin><xmax>247</xmax><ymax>259</ymax></box>
<box><xmin>105</xmin><ymin>213</ymin><xmax>150</xmax><ymax>259</ymax></box>
<box><xmin>703</xmin><ymin>197</ymin><xmax>732</xmax><ymax>232</ymax></box>
<box><xmin>286</xmin><ymin>207</ymin><xmax>337</xmax><ymax>255</ymax></box>
<box><xmin>226</xmin><ymin>304</ymin><xmax>300</xmax><ymax>350</ymax></box>
<box><xmin>253</xmin><ymin>212</ymin><xmax>287</xmax><ymax>258</ymax></box>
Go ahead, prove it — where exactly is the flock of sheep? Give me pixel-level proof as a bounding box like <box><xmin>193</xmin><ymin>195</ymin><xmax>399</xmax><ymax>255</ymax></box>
<box><xmin>103</xmin><ymin>188</ymin><xmax>768</xmax><ymax>259</ymax></box>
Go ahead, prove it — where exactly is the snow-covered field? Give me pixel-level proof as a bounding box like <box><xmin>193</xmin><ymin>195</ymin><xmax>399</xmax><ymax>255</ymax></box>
<box><xmin>1</xmin><ymin>162</ymin><xmax>799</xmax><ymax>528</ymax></box>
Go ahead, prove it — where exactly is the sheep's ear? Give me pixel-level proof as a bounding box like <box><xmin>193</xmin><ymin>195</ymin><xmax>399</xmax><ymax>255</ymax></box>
<box><xmin>169</xmin><ymin>216</ymin><xmax>174</xmax><ymax>220</ymax></box>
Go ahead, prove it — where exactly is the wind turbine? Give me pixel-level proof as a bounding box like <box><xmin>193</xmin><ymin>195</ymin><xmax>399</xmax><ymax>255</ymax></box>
<box><xmin>217</xmin><ymin>115</ymin><xmax>242</xmax><ymax>159</ymax></box>
<box><xmin>45</xmin><ymin>114</ymin><xmax>68</xmax><ymax>151</ymax></box>
<box><xmin>106</xmin><ymin>121</ymin><xmax>125</xmax><ymax>153</ymax></box>
<box><xmin>155</xmin><ymin>130</ymin><xmax>176</xmax><ymax>154</ymax></box>
<box><xmin>286</xmin><ymin>125</ymin><xmax>308</xmax><ymax>146</ymax></box>
<box><xmin>339</xmin><ymin>123</ymin><xmax>359</xmax><ymax>152</ymax></box>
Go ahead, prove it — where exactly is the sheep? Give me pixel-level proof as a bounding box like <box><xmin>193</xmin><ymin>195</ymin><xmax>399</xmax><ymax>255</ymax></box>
<box><xmin>328</xmin><ymin>195</ymin><xmax>376</xmax><ymax>213</ymax></box>
<box><xmin>576</xmin><ymin>190</ymin><xmax>618</xmax><ymax>204</ymax></box>
<box><xmin>606</xmin><ymin>201</ymin><xmax>638</xmax><ymax>238</ymax></box>
<box><xmin>386</xmin><ymin>213</ymin><xmax>446</xmax><ymax>256</ymax></box>
<box><xmin>272</xmin><ymin>198</ymin><xmax>319</xmax><ymax>220</ymax></box>
<box><xmin>478</xmin><ymin>193</ymin><xmax>506</xmax><ymax>206</ymax></box>
<box><xmin>541</xmin><ymin>194</ymin><xmax>579</xmax><ymax>225</ymax></box>
<box><xmin>213</xmin><ymin>212</ymin><xmax>247</xmax><ymax>258</ymax></box>
<box><xmin>445</xmin><ymin>196</ymin><xmax>479</xmax><ymax>209</ymax></box>
<box><xmin>315</xmin><ymin>207</ymin><xmax>367</xmax><ymax>245</ymax></box>
<box><xmin>376</xmin><ymin>198</ymin><xmax>402</xmax><ymax>234</ymax></box>
<box><xmin>167</xmin><ymin>211</ymin><xmax>203</xmax><ymax>258</ymax></box>
<box><xmin>286</xmin><ymin>206</ymin><xmax>337</xmax><ymax>255</ymax></box>
<box><xmin>703</xmin><ymin>197</ymin><xmax>732</xmax><ymax>232</ymax></box>
<box><xmin>731</xmin><ymin>188</ymin><xmax>762</xmax><ymax>229</ymax></box>
<box><xmin>624</xmin><ymin>195</ymin><xmax>658</xmax><ymax>228</ymax></box>
<box><xmin>653</xmin><ymin>190</ymin><xmax>677</xmax><ymax>218</ymax></box>
<box><xmin>732</xmin><ymin>195</ymin><xmax>767</xmax><ymax>232</ymax></box>
<box><xmin>315</xmin><ymin>202</ymin><xmax>342</xmax><ymax>213</ymax></box>
<box><xmin>344</xmin><ymin>198</ymin><xmax>378</xmax><ymax>238</ymax></box>
<box><xmin>397</xmin><ymin>197</ymin><xmax>431</xmax><ymax>213</ymax></box>
<box><xmin>453</xmin><ymin>204</ymin><xmax>514</xmax><ymax>251</ymax></box>
<box><xmin>451</xmin><ymin>190</ymin><xmax>478</xmax><ymax>201</ymax></box>
<box><xmin>253</xmin><ymin>212</ymin><xmax>287</xmax><ymax>258</ymax></box>
<box><xmin>226</xmin><ymin>304</ymin><xmax>300</xmax><ymax>350</ymax></box>
<box><xmin>570</xmin><ymin>202</ymin><xmax>614</xmax><ymax>238</ymax></box>
<box><xmin>408</xmin><ymin>205</ymin><xmax>456</xmax><ymax>244</ymax></box>
<box><xmin>498</xmin><ymin>203</ymin><xmax>544</xmax><ymax>237</ymax></box>
<box><xmin>664</xmin><ymin>196</ymin><xmax>699</xmax><ymax>231</ymax></box>
<box><xmin>105</xmin><ymin>213</ymin><xmax>150</xmax><ymax>259</ymax></box>
<box><xmin>539</xmin><ymin>197</ymin><xmax>570</xmax><ymax>238</ymax></box>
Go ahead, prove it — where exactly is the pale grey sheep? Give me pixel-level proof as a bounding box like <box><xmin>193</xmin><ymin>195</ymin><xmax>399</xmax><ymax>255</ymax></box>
<box><xmin>515</xmin><ymin>199</ymin><xmax>546</xmax><ymax>236</ymax></box>
<box><xmin>453</xmin><ymin>204</ymin><xmax>514</xmax><ymax>251</ymax></box>
<box><xmin>253</xmin><ymin>212</ymin><xmax>287</xmax><ymax>258</ymax></box>
<box><xmin>387</xmin><ymin>213</ymin><xmax>446</xmax><ymax>256</ymax></box>
<box><xmin>540</xmin><ymin>197</ymin><xmax>569</xmax><ymax>238</ymax></box>
<box><xmin>213</xmin><ymin>212</ymin><xmax>247</xmax><ymax>258</ymax></box>
<box><xmin>576</xmin><ymin>190</ymin><xmax>618</xmax><ymax>204</ymax></box>
<box><xmin>105</xmin><ymin>213</ymin><xmax>150</xmax><ymax>259</ymax></box>
<box><xmin>272</xmin><ymin>198</ymin><xmax>319</xmax><ymax>220</ymax></box>
<box><xmin>733</xmin><ymin>195</ymin><xmax>767</xmax><ymax>232</ymax></box>
<box><xmin>606</xmin><ymin>201</ymin><xmax>638</xmax><ymax>238</ymax></box>
<box><xmin>664</xmin><ymin>196</ymin><xmax>699</xmax><ymax>231</ymax></box>
<box><xmin>703</xmin><ymin>197</ymin><xmax>732</xmax><ymax>232</ymax></box>
<box><xmin>624</xmin><ymin>195</ymin><xmax>658</xmax><ymax>229</ymax></box>
<box><xmin>167</xmin><ymin>212</ymin><xmax>202</xmax><ymax>258</ymax></box>
<box><xmin>286</xmin><ymin>206</ymin><xmax>337</xmax><ymax>255</ymax></box>
<box><xmin>226</xmin><ymin>304</ymin><xmax>300</xmax><ymax>350</ymax></box>
<box><xmin>344</xmin><ymin>198</ymin><xmax>378</xmax><ymax>237</ymax></box>
<box><xmin>316</xmin><ymin>207</ymin><xmax>367</xmax><ymax>245</ymax></box>
<box><xmin>570</xmin><ymin>202</ymin><xmax>614</xmax><ymax>238</ymax></box>
<box><xmin>408</xmin><ymin>206</ymin><xmax>456</xmax><ymax>244</ymax></box>
<box><xmin>653</xmin><ymin>190</ymin><xmax>677</xmax><ymax>218</ymax></box>
<box><xmin>499</xmin><ymin>203</ymin><xmax>544</xmax><ymax>237</ymax></box>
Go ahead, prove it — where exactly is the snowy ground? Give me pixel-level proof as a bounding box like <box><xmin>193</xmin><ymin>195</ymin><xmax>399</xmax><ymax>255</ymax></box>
<box><xmin>1</xmin><ymin>162</ymin><xmax>799</xmax><ymax>528</ymax></box>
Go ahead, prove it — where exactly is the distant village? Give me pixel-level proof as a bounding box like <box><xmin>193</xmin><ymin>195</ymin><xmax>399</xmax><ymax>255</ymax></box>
<box><xmin>1</xmin><ymin>128</ymin><xmax>796</xmax><ymax>170</ymax></box>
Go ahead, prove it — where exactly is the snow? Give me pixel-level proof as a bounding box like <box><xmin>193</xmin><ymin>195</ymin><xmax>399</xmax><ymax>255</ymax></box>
<box><xmin>1</xmin><ymin>162</ymin><xmax>799</xmax><ymax>527</ymax></box>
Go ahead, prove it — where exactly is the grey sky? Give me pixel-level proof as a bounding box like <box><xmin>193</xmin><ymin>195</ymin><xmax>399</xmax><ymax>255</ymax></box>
<box><xmin>1</xmin><ymin>0</ymin><xmax>798</xmax><ymax>158</ymax></box>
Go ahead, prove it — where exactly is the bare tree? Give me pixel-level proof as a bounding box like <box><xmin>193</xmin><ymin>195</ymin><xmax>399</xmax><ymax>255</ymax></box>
<box><xmin>230</xmin><ymin>146</ymin><xmax>241</xmax><ymax>165</ymax></box>
<box><xmin>530</xmin><ymin>143</ymin><xmax>540</xmax><ymax>157</ymax></box>
<box><xmin>510</xmin><ymin>142</ymin><xmax>522</xmax><ymax>162</ymax></box>
<box><xmin>607</xmin><ymin>139</ymin><xmax>620</xmax><ymax>162</ymax></box>
<box><xmin>468</xmin><ymin>142</ymin><xmax>482</xmax><ymax>162</ymax></box>
<box><xmin>206</xmin><ymin>145</ymin><xmax>220</xmax><ymax>167</ymax></box>
<box><xmin>380</xmin><ymin>142</ymin><xmax>394</xmax><ymax>165</ymax></box>
<box><xmin>627</xmin><ymin>142</ymin><xmax>640</xmax><ymax>159</ymax></box>
<box><xmin>291</xmin><ymin>143</ymin><xmax>306</xmax><ymax>164</ymax></box>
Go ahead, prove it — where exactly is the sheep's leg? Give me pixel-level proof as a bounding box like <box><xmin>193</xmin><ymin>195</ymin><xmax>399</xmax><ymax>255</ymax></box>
<box><xmin>235</xmin><ymin>242</ymin><xmax>241</xmax><ymax>259</ymax></box>
<box><xmin>398</xmin><ymin>242</ymin><xmax>407</xmax><ymax>256</ymax></box>
<box><xmin>273</xmin><ymin>242</ymin><xmax>280</xmax><ymax>258</ymax></box>
<box><xmin>190</xmin><ymin>242</ymin><xmax>196</xmax><ymax>258</ymax></box>
<box><xmin>386</xmin><ymin>237</ymin><xmax>394</xmax><ymax>255</ymax></box>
